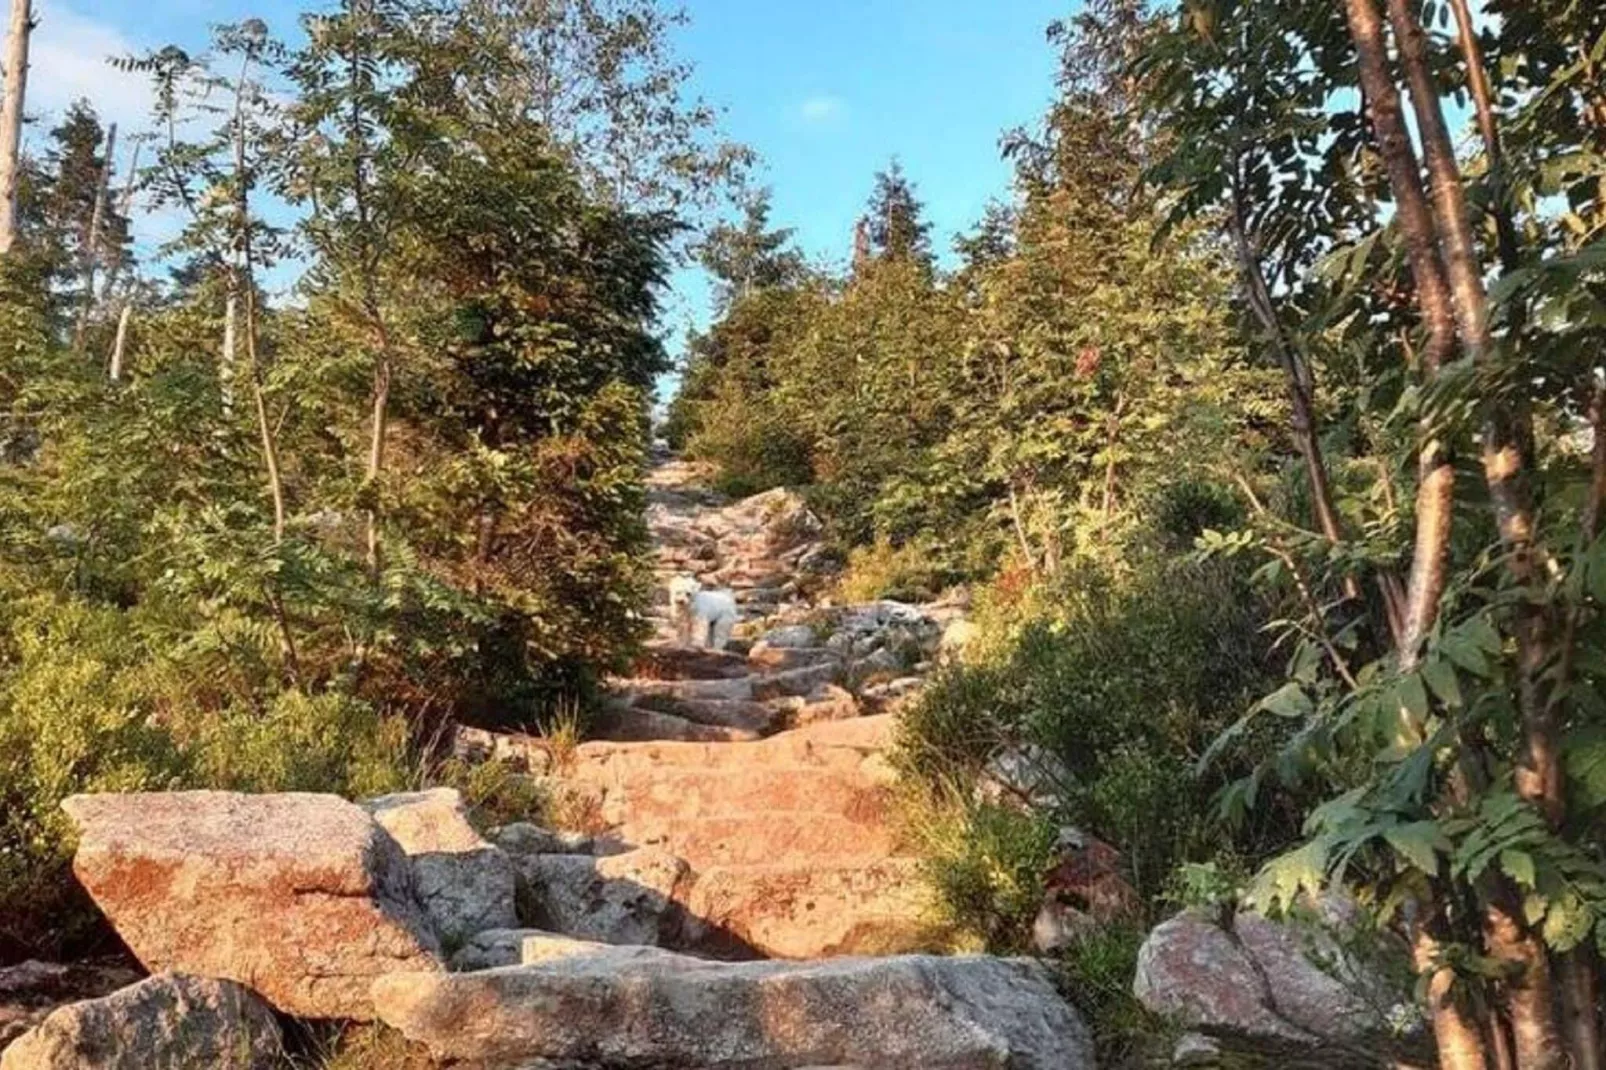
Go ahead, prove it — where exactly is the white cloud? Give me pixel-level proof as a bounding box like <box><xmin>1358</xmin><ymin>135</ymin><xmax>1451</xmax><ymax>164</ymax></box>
<box><xmin>4</xmin><ymin>0</ymin><xmax>157</xmax><ymax>143</ymax></box>
<box><xmin>799</xmin><ymin>94</ymin><xmax>844</xmax><ymax>124</ymax></box>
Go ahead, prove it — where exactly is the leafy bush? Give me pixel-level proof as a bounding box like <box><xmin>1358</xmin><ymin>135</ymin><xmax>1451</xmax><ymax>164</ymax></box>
<box><xmin>898</xmin><ymin>555</ymin><xmax>1296</xmax><ymax>909</ymax></box>
<box><xmin>0</xmin><ymin>590</ymin><xmax>418</xmax><ymax>958</ymax></box>
<box><xmin>684</xmin><ymin>383</ymin><xmax>813</xmax><ymax>498</ymax></box>
<box><xmin>901</xmin><ymin>791</ymin><xmax>1058</xmax><ymax>952</ymax></box>
<box><xmin>835</xmin><ymin>536</ymin><xmax>958</xmax><ymax>603</ymax></box>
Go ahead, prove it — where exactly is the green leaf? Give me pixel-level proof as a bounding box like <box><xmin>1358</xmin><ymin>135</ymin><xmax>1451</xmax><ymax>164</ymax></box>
<box><xmin>1564</xmin><ymin>729</ymin><xmax>1606</xmax><ymax>811</ymax></box>
<box><xmin>1420</xmin><ymin>658</ymin><xmax>1463</xmax><ymax>709</ymax></box>
<box><xmin>1440</xmin><ymin>632</ymin><xmax>1490</xmax><ymax>677</ymax></box>
<box><xmin>1258</xmin><ymin>681</ymin><xmax>1312</xmax><ymax>719</ymax></box>
<box><xmin>1393</xmin><ymin>673</ymin><xmax>1431</xmax><ymax>724</ymax></box>
<box><xmin>1250</xmin><ymin>839</ymin><xmax>1331</xmax><ymax>911</ymax></box>
<box><xmin>1383</xmin><ymin>820</ymin><xmax>1449</xmax><ymax>874</ymax></box>
<box><xmin>1500</xmin><ymin>849</ymin><xmax>1537</xmax><ymax>889</ymax></box>
<box><xmin>1541</xmin><ymin>893</ymin><xmax>1596</xmax><ymax>953</ymax></box>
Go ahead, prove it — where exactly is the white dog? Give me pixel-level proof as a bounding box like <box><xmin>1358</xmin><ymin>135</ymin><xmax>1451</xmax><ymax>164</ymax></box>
<box><xmin>668</xmin><ymin>576</ymin><xmax>739</xmax><ymax>651</ymax></box>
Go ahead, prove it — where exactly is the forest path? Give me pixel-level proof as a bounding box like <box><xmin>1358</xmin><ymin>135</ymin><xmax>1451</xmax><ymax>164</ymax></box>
<box><xmin>547</xmin><ymin>451</ymin><xmax>964</xmax><ymax>959</ymax></box>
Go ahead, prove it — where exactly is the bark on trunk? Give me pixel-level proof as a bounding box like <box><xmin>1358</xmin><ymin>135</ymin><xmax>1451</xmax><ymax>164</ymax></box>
<box><xmin>242</xmin><ymin>271</ymin><xmax>285</xmax><ymax>544</ymax></box>
<box><xmin>1226</xmin><ymin>173</ymin><xmax>1363</xmax><ymax>600</ymax></box>
<box><xmin>1344</xmin><ymin>0</ymin><xmax>1460</xmax><ymax>670</ymax></box>
<box><xmin>108</xmin><ymin>302</ymin><xmax>130</xmax><ymax>381</ymax></box>
<box><xmin>73</xmin><ymin>121</ymin><xmax>114</xmax><ymax>353</ymax></box>
<box><xmin>1385</xmin><ymin>5</ymin><xmax>1572</xmax><ymax>1064</ymax></box>
<box><xmin>221</xmin><ymin>287</ymin><xmax>237</xmax><ymax>414</ymax></box>
<box><xmin>1414</xmin><ymin>926</ymin><xmax>1494</xmax><ymax>1070</ymax></box>
<box><xmin>1445</xmin><ymin>0</ymin><xmax>1521</xmax><ymax>273</ymax></box>
<box><xmin>0</xmin><ymin>0</ymin><xmax>32</xmax><ymax>256</ymax></box>
<box><xmin>364</xmin><ymin>349</ymin><xmax>390</xmax><ymax>573</ymax></box>
<box><xmin>1484</xmin><ymin>901</ymin><xmax>1569</xmax><ymax>1070</ymax></box>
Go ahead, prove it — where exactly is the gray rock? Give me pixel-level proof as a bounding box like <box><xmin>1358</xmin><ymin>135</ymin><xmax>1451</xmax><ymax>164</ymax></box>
<box><xmin>0</xmin><ymin>974</ymin><xmax>281</xmax><ymax>1070</ymax></box>
<box><xmin>979</xmin><ymin>743</ymin><xmax>1070</xmax><ymax>810</ymax></box>
<box><xmin>1135</xmin><ymin>907</ymin><xmax>1424</xmax><ymax>1066</ymax></box>
<box><xmin>1134</xmin><ymin>910</ymin><xmax>1321</xmax><ymax>1045</ymax></box>
<box><xmin>492</xmin><ymin>822</ymin><xmax>598</xmax><ymax>857</ymax></box>
<box><xmin>449</xmin><ymin>929</ymin><xmax>679</xmax><ymax>972</ymax></box>
<box><xmin>759</xmin><ymin>624</ymin><xmax>818</xmax><ymax>649</ymax></box>
<box><xmin>362</xmin><ymin>788</ymin><xmax>520</xmax><ymax>947</ymax></box>
<box><xmin>372</xmin><ymin>951</ymin><xmax>1095</xmax><ymax>1069</ymax></box>
<box><xmin>1172</xmin><ymin>1032</ymin><xmax>1221</xmax><ymax>1067</ymax></box>
<box><xmin>61</xmin><ymin>791</ymin><xmax>440</xmax><ymax>1020</ymax></box>
<box><xmin>514</xmin><ymin>847</ymin><xmax>690</xmax><ymax>947</ymax></box>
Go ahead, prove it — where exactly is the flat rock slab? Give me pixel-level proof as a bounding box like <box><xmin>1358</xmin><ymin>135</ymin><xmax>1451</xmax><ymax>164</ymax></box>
<box><xmin>373</xmin><ymin>950</ymin><xmax>1095</xmax><ymax>1069</ymax></box>
<box><xmin>62</xmin><ymin>792</ymin><xmax>441</xmax><ymax>1020</ymax></box>
<box><xmin>0</xmin><ymin>974</ymin><xmax>281</xmax><ymax>1070</ymax></box>
<box><xmin>570</xmin><ymin>716</ymin><xmax>895</xmax><ymax>783</ymax></box>
<box><xmin>515</xmin><ymin>848</ymin><xmax>692</xmax><ymax>948</ymax></box>
<box><xmin>593</xmin><ymin>704</ymin><xmax>763</xmax><ymax>744</ymax></box>
<box><xmin>1134</xmin><ymin>907</ymin><xmax>1425</xmax><ymax>1065</ymax></box>
<box><xmin>361</xmin><ymin>788</ymin><xmax>519</xmax><ymax>947</ymax></box>
<box><xmin>683</xmin><ymin>859</ymin><xmax>939</xmax><ymax>960</ymax></box>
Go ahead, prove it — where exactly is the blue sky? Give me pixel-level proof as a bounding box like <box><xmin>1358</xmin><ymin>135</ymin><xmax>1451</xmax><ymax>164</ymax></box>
<box><xmin>9</xmin><ymin>0</ymin><xmax>1074</xmax><ymax>363</ymax></box>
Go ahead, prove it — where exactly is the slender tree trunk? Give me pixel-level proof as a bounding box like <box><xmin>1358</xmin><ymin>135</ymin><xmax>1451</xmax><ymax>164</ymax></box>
<box><xmin>100</xmin><ymin>138</ymin><xmax>139</xmax><ymax>299</ymax></box>
<box><xmin>1225</xmin><ymin>173</ymin><xmax>1368</xmax><ymax>602</ymax></box>
<box><xmin>0</xmin><ymin>0</ymin><xmax>32</xmax><ymax>256</ymax></box>
<box><xmin>228</xmin><ymin>47</ymin><xmax>288</xmax><ymax>552</ymax></box>
<box><xmin>102</xmin><ymin>137</ymin><xmax>141</xmax><ymax>379</ymax></box>
<box><xmin>1548</xmin><ymin>381</ymin><xmax>1606</xmax><ymax>1070</ymax></box>
<box><xmin>349</xmin><ymin>0</ymin><xmax>393</xmax><ymax>579</ymax></box>
<box><xmin>1415</xmin><ymin>926</ymin><xmax>1495</xmax><ymax>1070</ymax></box>
<box><xmin>364</xmin><ymin>345</ymin><xmax>390</xmax><ymax>572</ymax></box>
<box><xmin>1484</xmin><ymin>900</ymin><xmax>1568</xmax><ymax>1070</ymax></box>
<box><xmin>221</xmin><ymin>287</ymin><xmax>237</xmax><ymax>414</ymax></box>
<box><xmin>1386</xmin><ymin>4</ymin><xmax>1572</xmax><ymax>1065</ymax></box>
<box><xmin>108</xmin><ymin>303</ymin><xmax>130</xmax><ymax>381</ymax></box>
<box><xmin>73</xmin><ymin>121</ymin><xmax>115</xmax><ymax>354</ymax></box>
<box><xmin>1345</xmin><ymin>5</ymin><xmax>1493</xmax><ymax>1064</ymax></box>
<box><xmin>241</xmin><ymin>271</ymin><xmax>285</xmax><ymax>544</ymax></box>
<box><xmin>1344</xmin><ymin>0</ymin><xmax>1460</xmax><ymax>673</ymax></box>
<box><xmin>1006</xmin><ymin>480</ymin><xmax>1039</xmax><ymax>577</ymax></box>
<box><xmin>1445</xmin><ymin>0</ymin><xmax>1521</xmax><ymax>273</ymax></box>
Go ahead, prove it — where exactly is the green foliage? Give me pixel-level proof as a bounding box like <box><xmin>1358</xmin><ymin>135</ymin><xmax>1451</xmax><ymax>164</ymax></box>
<box><xmin>903</xmin><ymin>794</ymin><xmax>1058</xmax><ymax>953</ymax></box>
<box><xmin>1052</xmin><ymin>926</ymin><xmax>1169</xmax><ymax>1069</ymax></box>
<box><xmin>0</xmin><ymin>0</ymin><xmax>741</xmax><ymax>962</ymax></box>
<box><xmin>684</xmin><ymin>380</ymin><xmax>812</xmax><ymax>498</ymax></box>
<box><xmin>835</xmin><ymin>536</ymin><xmax>957</xmax><ymax>604</ymax></box>
<box><xmin>899</xmin><ymin>557</ymin><xmax>1294</xmax><ymax>907</ymax></box>
<box><xmin>0</xmin><ymin>588</ymin><xmax>413</xmax><ymax>956</ymax></box>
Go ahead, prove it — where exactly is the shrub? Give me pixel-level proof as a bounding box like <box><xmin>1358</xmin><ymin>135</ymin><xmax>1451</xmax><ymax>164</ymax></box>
<box><xmin>0</xmin><ymin>591</ymin><xmax>417</xmax><ymax>959</ymax></box>
<box><xmin>835</xmin><ymin>535</ymin><xmax>958</xmax><ymax>604</ymax></box>
<box><xmin>901</xmin><ymin>790</ymin><xmax>1058</xmax><ymax>952</ymax></box>
<box><xmin>897</xmin><ymin>555</ymin><xmax>1294</xmax><ymax>909</ymax></box>
<box><xmin>685</xmin><ymin>384</ymin><xmax>813</xmax><ymax>498</ymax></box>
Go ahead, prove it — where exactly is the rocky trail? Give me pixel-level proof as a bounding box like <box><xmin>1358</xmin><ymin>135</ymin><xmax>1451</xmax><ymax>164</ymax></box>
<box><xmin>0</xmin><ymin>457</ymin><xmax>1097</xmax><ymax>1070</ymax></box>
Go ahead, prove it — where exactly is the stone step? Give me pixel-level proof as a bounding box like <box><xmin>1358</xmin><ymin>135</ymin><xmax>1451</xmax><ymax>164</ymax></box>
<box><xmin>630</xmin><ymin>645</ymin><xmax>752</xmax><ymax>680</ymax></box>
<box><xmin>752</xmin><ymin>661</ymin><xmax>843</xmax><ymax>699</ymax></box>
<box><xmin>747</xmin><ymin>643</ymin><xmax>839</xmax><ymax>672</ymax></box>
<box><xmin>569</xmin><ymin>716</ymin><xmax>894</xmax><ymax>781</ymax></box>
<box><xmin>680</xmin><ymin>858</ymin><xmax>939</xmax><ymax>960</ymax></box>
<box><xmin>609</xmin><ymin>675</ymin><xmax>755</xmax><ymax>703</ymax></box>
<box><xmin>591</xmin><ymin>704</ymin><xmax>761</xmax><ymax>744</ymax></box>
<box><xmin>630</xmin><ymin>694</ymin><xmax>786</xmax><ymax>735</ymax></box>
<box><xmin>586</xmin><ymin>765</ymin><xmax>893</xmax><ymax>836</ymax></box>
<box><xmin>655</xmin><ymin>811</ymin><xmax>899</xmax><ymax>868</ymax></box>
<box><xmin>372</xmin><ymin>946</ymin><xmax>1095</xmax><ymax>1069</ymax></box>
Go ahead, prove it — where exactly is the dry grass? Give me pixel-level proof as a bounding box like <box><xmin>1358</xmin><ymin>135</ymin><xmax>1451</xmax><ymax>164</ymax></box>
<box><xmin>299</xmin><ymin>1024</ymin><xmax>437</xmax><ymax>1070</ymax></box>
